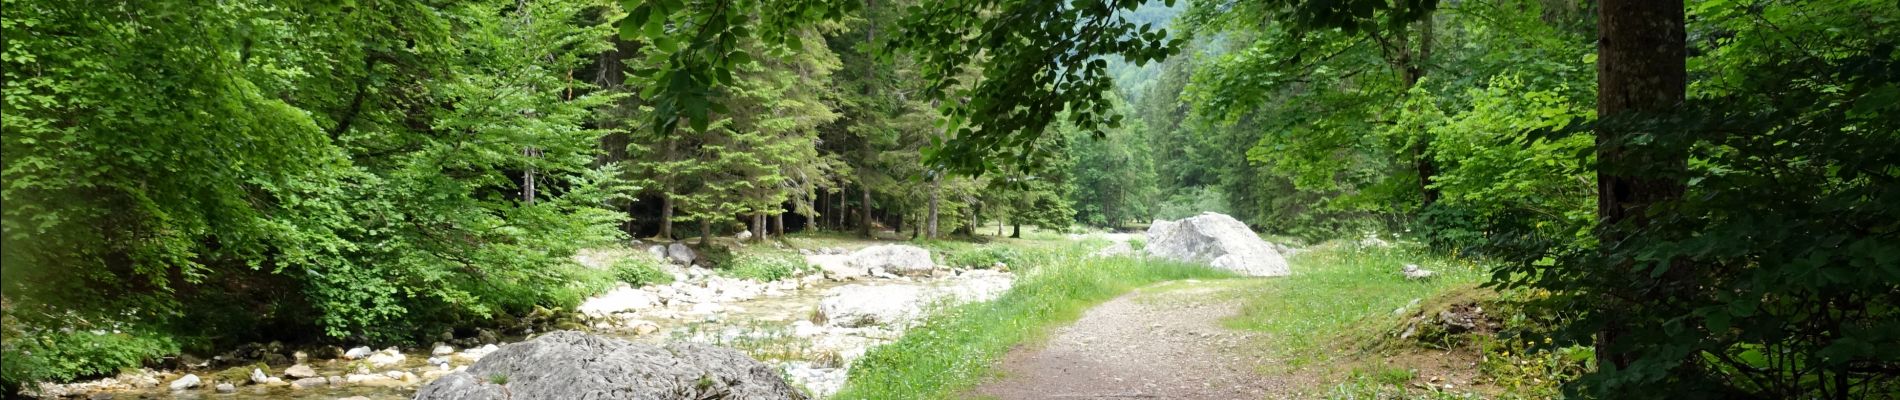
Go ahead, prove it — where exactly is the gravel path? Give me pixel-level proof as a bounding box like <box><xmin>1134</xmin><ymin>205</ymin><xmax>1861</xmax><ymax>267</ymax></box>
<box><xmin>971</xmin><ymin>281</ymin><xmax>1285</xmax><ymax>399</ymax></box>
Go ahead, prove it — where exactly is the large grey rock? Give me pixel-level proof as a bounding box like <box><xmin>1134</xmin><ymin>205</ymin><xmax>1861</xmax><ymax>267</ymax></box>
<box><xmin>168</xmin><ymin>374</ymin><xmax>201</xmax><ymax>390</ymax></box>
<box><xmin>847</xmin><ymin>245</ymin><xmax>936</xmax><ymax>276</ymax></box>
<box><xmin>411</xmin><ymin>331</ymin><xmax>805</xmax><ymax>400</ymax></box>
<box><xmin>342</xmin><ymin>346</ymin><xmax>374</xmax><ymax>359</ymax></box>
<box><xmin>666</xmin><ymin>243</ymin><xmax>697</xmax><ymax>265</ymax></box>
<box><xmin>818</xmin><ymin>285</ymin><xmax>927</xmax><ymax>327</ymax></box>
<box><xmin>1143</xmin><ymin>212</ymin><xmax>1290</xmax><ymax>277</ymax></box>
<box><xmin>806</xmin><ymin>253</ymin><xmax>863</xmax><ymax>281</ymax></box>
<box><xmin>289</xmin><ymin>377</ymin><xmax>327</xmax><ymax>389</ymax></box>
<box><xmin>283</xmin><ymin>364</ymin><xmax>317</xmax><ymax>379</ymax></box>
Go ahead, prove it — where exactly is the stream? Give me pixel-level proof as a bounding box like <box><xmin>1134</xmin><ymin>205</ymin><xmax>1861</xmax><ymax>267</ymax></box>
<box><xmin>37</xmin><ymin>246</ymin><xmax>1013</xmax><ymax>400</ymax></box>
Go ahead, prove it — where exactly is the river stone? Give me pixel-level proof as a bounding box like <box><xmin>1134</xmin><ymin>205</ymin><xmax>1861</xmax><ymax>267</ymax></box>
<box><xmin>289</xmin><ymin>377</ymin><xmax>327</xmax><ymax>389</ymax></box>
<box><xmin>818</xmin><ymin>285</ymin><xmax>926</xmax><ymax>327</ymax></box>
<box><xmin>215</xmin><ymin>383</ymin><xmax>236</xmax><ymax>393</ymax></box>
<box><xmin>806</xmin><ymin>253</ymin><xmax>863</xmax><ymax>281</ymax></box>
<box><xmin>666</xmin><ymin>243</ymin><xmax>696</xmax><ymax>265</ymax></box>
<box><xmin>1143</xmin><ymin>212</ymin><xmax>1291</xmax><ymax>276</ymax></box>
<box><xmin>412</xmin><ymin>331</ymin><xmax>805</xmax><ymax>400</ymax></box>
<box><xmin>847</xmin><ymin>245</ymin><xmax>936</xmax><ymax>276</ymax></box>
<box><xmin>577</xmin><ymin>286</ymin><xmax>660</xmax><ymax>316</ymax></box>
<box><xmin>168</xmin><ymin>374</ymin><xmax>201</xmax><ymax>390</ymax></box>
<box><xmin>283</xmin><ymin>364</ymin><xmax>317</xmax><ymax>379</ymax></box>
<box><xmin>366</xmin><ymin>349</ymin><xmax>405</xmax><ymax>367</ymax></box>
<box><xmin>342</xmin><ymin>346</ymin><xmax>373</xmax><ymax>359</ymax></box>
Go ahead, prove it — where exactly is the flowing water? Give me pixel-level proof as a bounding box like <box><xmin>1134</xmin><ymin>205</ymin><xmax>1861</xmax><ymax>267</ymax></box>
<box><xmin>51</xmin><ymin>270</ymin><xmax>997</xmax><ymax>400</ymax></box>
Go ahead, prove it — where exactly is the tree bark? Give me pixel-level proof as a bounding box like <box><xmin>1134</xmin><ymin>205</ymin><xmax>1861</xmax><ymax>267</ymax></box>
<box><xmin>1011</xmin><ymin>221</ymin><xmax>1022</xmax><ymax>239</ymax></box>
<box><xmin>659</xmin><ymin>194</ymin><xmax>675</xmax><ymax>240</ymax></box>
<box><xmin>926</xmin><ymin>176</ymin><xmax>940</xmax><ymax>239</ymax></box>
<box><xmin>774</xmin><ymin>212</ymin><xmax>785</xmax><ymax>236</ymax></box>
<box><xmin>755</xmin><ymin>212</ymin><xmax>767</xmax><ymax>242</ymax></box>
<box><xmin>522</xmin><ymin>147</ymin><xmax>537</xmax><ymax>205</ymax></box>
<box><xmin>656</xmin><ymin>136</ymin><xmax>679</xmax><ymax>240</ymax></box>
<box><xmin>699</xmin><ymin>217</ymin><xmax>712</xmax><ymax>246</ymax></box>
<box><xmin>1593</xmin><ymin>0</ymin><xmax>1687</xmax><ymax>372</ymax></box>
<box><xmin>1398</xmin><ymin>16</ymin><xmax>1440</xmax><ymax>209</ymax></box>
<box><xmin>860</xmin><ymin>183</ymin><xmax>873</xmax><ymax>238</ymax></box>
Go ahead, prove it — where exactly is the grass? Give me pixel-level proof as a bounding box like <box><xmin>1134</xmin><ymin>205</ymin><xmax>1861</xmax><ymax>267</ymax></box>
<box><xmin>1221</xmin><ymin>241</ymin><xmax>1588</xmax><ymax>398</ymax></box>
<box><xmin>611</xmin><ymin>255</ymin><xmax>674</xmax><ymax>287</ymax></box>
<box><xmin>1226</xmin><ymin>241</ymin><xmax>1490</xmax><ymax>365</ymax></box>
<box><xmin>723</xmin><ymin>251</ymin><xmax>815</xmax><ymax>281</ymax></box>
<box><xmin>831</xmin><ymin>241</ymin><xmax>1232</xmax><ymax>399</ymax></box>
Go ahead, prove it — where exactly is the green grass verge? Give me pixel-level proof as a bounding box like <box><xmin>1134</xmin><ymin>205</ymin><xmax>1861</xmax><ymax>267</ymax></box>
<box><xmin>1227</xmin><ymin>242</ymin><xmax>1489</xmax><ymax>364</ymax></box>
<box><xmin>1227</xmin><ymin>241</ymin><xmax>1584</xmax><ymax>398</ymax></box>
<box><xmin>832</xmin><ymin>243</ymin><xmax>1231</xmax><ymax>399</ymax></box>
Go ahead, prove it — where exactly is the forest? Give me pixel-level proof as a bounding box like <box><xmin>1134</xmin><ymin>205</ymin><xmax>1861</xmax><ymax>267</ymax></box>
<box><xmin>2</xmin><ymin>0</ymin><xmax>1896</xmax><ymax>398</ymax></box>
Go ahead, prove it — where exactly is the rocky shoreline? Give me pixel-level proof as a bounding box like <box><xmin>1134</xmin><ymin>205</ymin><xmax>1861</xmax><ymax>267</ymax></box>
<box><xmin>32</xmin><ymin>243</ymin><xmax>1012</xmax><ymax>399</ymax></box>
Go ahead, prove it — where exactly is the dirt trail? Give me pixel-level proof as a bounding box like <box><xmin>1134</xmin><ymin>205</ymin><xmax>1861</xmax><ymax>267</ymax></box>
<box><xmin>971</xmin><ymin>281</ymin><xmax>1285</xmax><ymax>399</ymax></box>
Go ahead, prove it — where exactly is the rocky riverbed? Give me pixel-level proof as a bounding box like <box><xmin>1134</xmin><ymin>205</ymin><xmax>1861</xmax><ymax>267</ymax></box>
<box><xmin>32</xmin><ymin>243</ymin><xmax>1012</xmax><ymax>399</ymax></box>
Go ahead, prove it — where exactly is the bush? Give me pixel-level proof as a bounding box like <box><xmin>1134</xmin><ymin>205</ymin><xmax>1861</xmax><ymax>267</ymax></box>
<box><xmin>945</xmin><ymin>247</ymin><xmax>1021</xmax><ymax>269</ymax></box>
<box><xmin>696</xmin><ymin>245</ymin><xmax>736</xmax><ymax>269</ymax></box>
<box><xmin>723</xmin><ymin>253</ymin><xmax>811</xmax><ymax>282</ymax></box>
<box><xmin>1</xmin><ymin>306</ymin><xmax>178</xmax><ymax>395</ymax></box>
<box><xmin>611</xmin><ymin>256</ymin><xmax>673</xmax><ymax>287</ymax></box>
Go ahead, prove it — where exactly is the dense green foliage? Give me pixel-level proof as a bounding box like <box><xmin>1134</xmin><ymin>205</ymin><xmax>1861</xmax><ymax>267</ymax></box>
<box><xmin>1141</xmin><ymin>0</ymin><xmax>1900</xmax><ymax>397</ymax></box>
<box><xmin>1491</xmin><ymin>2</ymin><xmax>1900</xmax><ymax>397</ymax></box>
<box><xmin>2</xmin><ymin>0</ymin><xmax>630</xmax><ymax>391</ymax></box>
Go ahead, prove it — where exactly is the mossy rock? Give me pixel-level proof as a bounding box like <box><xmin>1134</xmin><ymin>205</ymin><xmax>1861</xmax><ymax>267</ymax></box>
<box><xmin>211</xmin><ymin>362</ymin><xmax>269</xmax><ymax>385</ymax></box>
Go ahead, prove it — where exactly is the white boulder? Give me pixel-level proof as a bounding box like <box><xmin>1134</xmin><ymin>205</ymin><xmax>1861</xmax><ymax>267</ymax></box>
<box><xmin>168</xmin><ymin>374</ymin><xmax>200</xmax><ymax>390</ymax></box>
<box><xmin>818</xmin><ymin>285</ymin><xmax>927</xmax><ymax>327</ymax></box>
<box><xmin>342</xmin><ymin>346</ymin><xmax>373</xmax><ymax>359</ymax></box>
<box><xmin>1143</xmin><ymin>212</ymin><xmax>1290</xmax><ymax>277</ymax></box>
<box><xmin>848</xmin><ymin>245</ymin><xmax>937</xmax><ymax>276</ymax></box>
<box><xmin>577</xmin><ymin>286</ymin><xmax>660</xmax><ymax>316</ymax></box>
<box><xmin>807</xmin><ymin>253</ymin><xmax>863</xmax><ymax>281</ymax></box>
<box><xmin>1402</xmin><ymin>264</ymin><xmax>1436</xmax><ymax>280</ymax></box>
<box><xmin>283</xmin><ymin>364</ymin><xmax>318</xmax><ymax>379</ymax></box>
<box><xmin>666</xmin><ymin>243</ymin><xmax>697</xmax><ymax>265</ymax></box>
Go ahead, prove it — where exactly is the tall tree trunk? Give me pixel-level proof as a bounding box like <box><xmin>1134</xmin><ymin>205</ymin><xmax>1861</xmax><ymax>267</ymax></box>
<box><xmin>774</xmin><ymin>212</ymin><xmax>785</xmax><ymax>236</ymax></box>
<box><xmin>1397</xmin><ymin>16</ymin><xmax>1440</xmax><ymax>209</ymax></box>
<box><xmin>753</xmin><ymin>212</ymin><xmax>766</xmax><ymax>242</ymax></box>
<box><xmin>699</xmin><ymin>217</ymin><xmax>712</xmax><ymax>246</ymax></box>
<box><xmin>860</xmin><ymin>183</ymin><xmax>873</xmax><ymax>238</ymax></box>
<box><xmin>1011</xmin><ymin>221</ymin><xmax>1021</xmax><ymax>239</ymax></box>
<box><xmin>659</xmin><ymin>194</ymin><xmax>675</xmax><ymax>240</ymax></box>
<box><xmin>926</xmin><ymin>176</ymin><xmax>940</xmax><ymax>239</ymax></box>
<box><xmin>967</xmin><ymin>203</ymin><xmax>978</xmax><ymax>236</ymax></box>
<box><xmin>656</xmin><ymin>135</ymin><xmax>680</xmax><ymax>240</ymax></box>
<box><xmin>1594</xmin><ymin>0</ymin><xmax>1687</xmax><ymax>372</ymax></box>
<box><xmin>522</xmin><ymin>147</ymin><xmax>537</xmax><ymax>204</ymax></box>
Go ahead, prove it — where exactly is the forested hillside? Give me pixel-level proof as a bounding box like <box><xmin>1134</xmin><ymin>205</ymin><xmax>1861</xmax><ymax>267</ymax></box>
<box><xmin>4</xmin><ymin>0</ymin><xmax>1897</xmax><ymax>398</ymax></box>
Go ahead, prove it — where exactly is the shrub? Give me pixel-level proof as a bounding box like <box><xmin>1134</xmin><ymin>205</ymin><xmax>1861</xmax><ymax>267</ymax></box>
<box><xmin>0</xmin><ymin>310</ymin><xmax>178</xmax><ymax>395</ymax></box>
<box><xmin>611</xmin><ymin>256</ymin><xmax>673</xmax><ymax>287</ymax></box>
<box><xmin>696</xmin><ymin>245</ymin><xmax>736</xmax><ymax>269</ymax></box>
<box><xmin>724</xmin><ymin>253</ymin><xmax>811</xmax><ymax>282</ymax></box>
